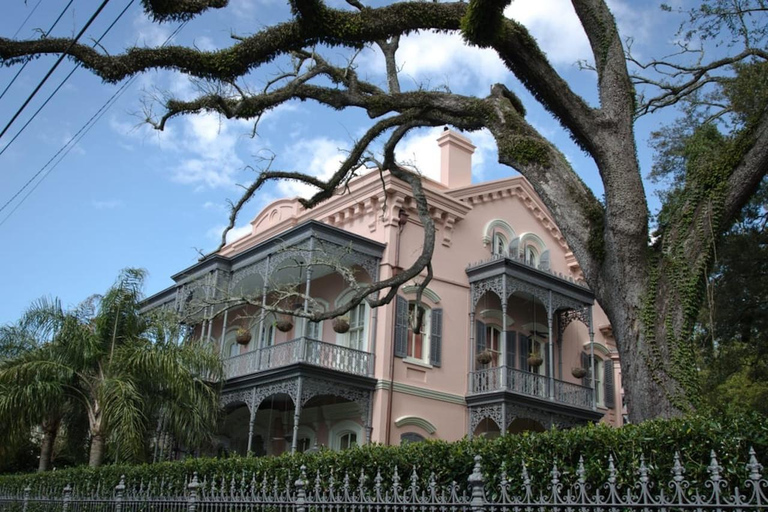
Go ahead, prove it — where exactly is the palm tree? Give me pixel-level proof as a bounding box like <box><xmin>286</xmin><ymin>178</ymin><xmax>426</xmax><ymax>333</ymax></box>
<box><xmin>0</xmin><ymin>269</ymin><xmax>223</xmax><ymax>468</ymax></box>
<box><xmin>0</xmin><ymin>297</ymin><xmax>78</xmax><ymax>472</ymax></box>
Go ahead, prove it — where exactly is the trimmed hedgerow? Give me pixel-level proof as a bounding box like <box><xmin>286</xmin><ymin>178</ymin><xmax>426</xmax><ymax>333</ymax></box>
<box><xmin>1</xmin><ymin>412</ymin><xmax>766</xmax><ymax>495</ymax></box>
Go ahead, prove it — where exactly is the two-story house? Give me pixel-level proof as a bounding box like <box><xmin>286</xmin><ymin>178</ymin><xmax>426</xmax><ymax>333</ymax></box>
<box><xmin>142</xmin><ymin>129</ymin><xmax>623</xmax><ymax>457</ymax></box>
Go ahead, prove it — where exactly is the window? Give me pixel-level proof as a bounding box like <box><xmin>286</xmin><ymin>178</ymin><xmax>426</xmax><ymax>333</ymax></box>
<box><xmin>524</xmin><ymin>245</ymin><xmax>539</xmax><ymax>266</ymax></box>
<box><xmin>400</xmin><ymin>432</ymin><xmax>425</xmax><ymax>444</ymax></box>
<box><xmin>260</xmin><ymin>318</ymin><xmax>275</xmax><ymax>348</ymax></box>
<box><xmin>330</xmin><ymin>420</ymin><xmax>363</xmax><ymax>451</ymax></box>
<box><xmin>483</xmin><ymin>325</ymin><xmax>502</xmax><ymax>367</ymax></box>
<box><xmin>595</xmin><ymin>356</ymin><xmax>604</xmax><ymax>406</ymax></box>
<box><xmin>347</xmin><ymin>302</ymin><xmax>367</xmax><ymax>351</ymax></box>
<box><xmin>492</xmin><ymin>233</ymin><xmax>507</xmax><ymax>256</ymax></box>
<box><xmin>306</xmin><ymin>319</ymin><xmax>322</xmax><ymax>340</ymax></box>
<box><xmin>295</xmin><ymin>426</ymin><xmax>316</xmax><ymax>452</ymax></box>
<box><xmin>407</xmin><ymin>303</ymin><xmax>431</xmax><ymax>361</ymax></box>
<box><xmin>228</xmin><ymin>339</ymin><xmax>240</xmax><ymax>358</ymax></box>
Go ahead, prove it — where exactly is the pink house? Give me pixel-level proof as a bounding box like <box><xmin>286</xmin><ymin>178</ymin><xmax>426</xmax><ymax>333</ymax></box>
<box><xmin>143</xmin><ymin>129</ymin><xmax>624</xmax><ymax>456</ymax></box>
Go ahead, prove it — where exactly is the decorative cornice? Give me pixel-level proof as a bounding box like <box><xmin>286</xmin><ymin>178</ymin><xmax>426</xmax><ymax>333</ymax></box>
<box><xmin>447</xmin><ymin>176</ymin><xmax>569</xmax><ymax>251</ymax></box>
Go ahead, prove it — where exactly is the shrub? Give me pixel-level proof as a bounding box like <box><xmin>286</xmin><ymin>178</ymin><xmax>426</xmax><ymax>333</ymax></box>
<box><xmin>1</xmin><ymin>412</ymin><xmax>765</xmax><ymax>495</ymax></box>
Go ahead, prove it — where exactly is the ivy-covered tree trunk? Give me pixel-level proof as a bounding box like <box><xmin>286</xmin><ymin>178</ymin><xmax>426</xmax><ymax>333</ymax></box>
<box><xmin>37</xmin><ymin>418</ymin><xmax>60</xmax><ymax>472</ymax></box>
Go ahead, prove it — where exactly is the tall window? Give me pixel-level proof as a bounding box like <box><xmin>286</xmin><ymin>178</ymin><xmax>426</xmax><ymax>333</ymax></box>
<box><xmin>524</xmin><ymin>245</ymin><xmax>539</xmax><ymax>266</ymax></box>
<box><xmin>492</xmin><ymin>233</ymin><xmax>507</xmax><ymax>256</ymax></box>
<box><xmin>594</xmin><ymin>356</ymin><xmax>604</xmax><ymax>406</ymax></box>
<box><xmin>407</xmin><ymin>303</ymin><xmax>431</xmax><ymax>361</ymax></box>
<box><xmin>306</xmin><ymin>319</ymin><xmax>322</xmax><ymax>340</ymax></box>
<box><xmin>484</xmin><ymin>325</ymin><xmax>502</xmax><ymax>366</ymax></box>
<box><xmin>338</xmin><ymin>431</ymin><xmax>357</xmax><ymax>450</ymax></box>
<box><xmin>347</xmin><ymin>302</ymin><xmax>367</xmax><ymax>351</ymax></box>
<box><xmin>260</xmin><ymin>319</ymin><xmax>275</xmax><ymax>348</ymax></box>
<box><xmin>228</xmin><ymin>339</ymin><xmax>240</xmax><ymax>358</ymax></box>
<box><xmin>331</xmin><ymin>421</ymin><xmax>362</xmax><ymax>451</ymax></box>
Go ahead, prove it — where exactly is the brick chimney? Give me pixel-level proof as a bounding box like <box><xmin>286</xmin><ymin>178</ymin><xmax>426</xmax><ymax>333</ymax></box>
<box><xmin>437</xmin><ymin>128</ymin><xmax>475</xmax><ymax>189</ymax></box>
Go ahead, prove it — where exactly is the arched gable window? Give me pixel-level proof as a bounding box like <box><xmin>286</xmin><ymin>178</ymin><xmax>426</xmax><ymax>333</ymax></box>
<box><xmin>329</xmin><ymin>420</ymin><xmax>363</xmax><ymax>451</ymax></box>
<box><xmin>483</xmin><ymin>219</ymin><xmax>515</xmax><ymax>255</ymax></box>
<box><xmin>518</xmin><ymin>233</ymin><xmax>550</xmax><ymax>271</ymax></box>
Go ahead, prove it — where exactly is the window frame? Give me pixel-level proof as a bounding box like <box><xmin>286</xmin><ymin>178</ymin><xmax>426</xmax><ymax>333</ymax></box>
<box><xmin>330</xmin><ymin>420</ymin><xmax>363</xmax><ymax>451</ymax></box>
<box><xmin>406</xmin><ymin>302</ymin><xmax>432</xmax><ymax>363</ymax></box>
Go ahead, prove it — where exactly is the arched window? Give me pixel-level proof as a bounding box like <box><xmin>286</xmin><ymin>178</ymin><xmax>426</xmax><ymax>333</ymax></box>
<box><xmin>330</xmin><ymin>420</ymin><xmax>362</xmax><ymax>451</ymax></box>
<box><xmin>400</xmin><ymin>432</ymin><xmax>425</xmax><ymax>444</ymax></box>
<box><xmin>302</xmin><ymin>298</ymin><xmax>328</xmax><ymax>340</ymax></box>
<box><xmin>295</xmin><ymin>426</ymin><xmax>316</xmax><ymax>453</ymax></box>
<box><xmin>259</xmin><ymin>314</ymin><xmax>276</xmax><ymax>348</ymax></box>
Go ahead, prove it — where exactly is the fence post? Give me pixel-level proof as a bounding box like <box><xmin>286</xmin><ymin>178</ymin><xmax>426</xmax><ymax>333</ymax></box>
<box><xmin>114</xmin><ymin>476</ymin><xmax>126</xmax><ymax>512</ymax></box>
<box><xmin>187</xmin><ymin>473</ymin><xmax>200</xmax><ymax>512</ymax></box>
<box><xmin>22</xmin><ymin>485</ymin><xmax>30</xmax><ymax>512</ymax></box>
<box><xmin>294</xmin><ymin>465</ymin><xmax>307</xmax><ymax>512</ymax></box>
<box><xmin>62</xmin><ymin>484</ymin><xmax>72</xmax><ymax>512</ymax></box>
<box><xmin>468</xmin><ymin>456</ymin><xmax>486</xmax><ymax>512</ymax></box>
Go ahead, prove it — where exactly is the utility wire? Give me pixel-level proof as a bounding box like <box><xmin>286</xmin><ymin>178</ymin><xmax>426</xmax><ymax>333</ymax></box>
<box><xmin>0</xmin><ymin>0</ymin><xmax>136</xmax><ymax>158</ymax></box>
<box><xmin>0</xmin><ymin>0</ymin><xmax>113</xmax><ymax>140</ymax></box>
<box><xmin>11</xmin><ymin>0</ymin><xmax>44</xmax><ymax>39</ymax></box>
<box><xmin>0</xmin><ymin>0</ymin><xmax>76</xmax><ymax>102</ymax></box>
<box><xmin>0</xmin><ymin>21</ymin><xmax>189</xmax><ymax>227</ymax></box>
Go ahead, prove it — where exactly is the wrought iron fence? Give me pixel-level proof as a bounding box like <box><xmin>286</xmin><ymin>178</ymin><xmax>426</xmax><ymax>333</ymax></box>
<box><xmin>1</xmin><ymin>450</ymin><xmax>766</xmax><ymax>512</ymax></box>
<box><xmin>223</xmin><ymin>337</ymin><xmax>374</xmax><ymax>379</ymax></box>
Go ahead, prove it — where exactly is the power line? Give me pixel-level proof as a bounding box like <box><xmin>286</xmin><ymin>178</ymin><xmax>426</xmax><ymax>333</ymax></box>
<box><xmin>0</xmin><ymin>0</ymin><xmax>136</xmax><ymax>157</ymax></box>
<box><xmin>11</xmin><ymin>0</ymin><xmax>44</xmax><ymax>39</ymax></box>
<box><xmin>0</xmin><ymin>0</ymin><xmax>76</xmax><ymax>102</ymax></box>
<box><xmin>0</xmin><ymin>0</ymin><xmax>113</xmax><ymax>140</ymax></box>
<box><xmin>0</xmin><ymin>21</ymin><xmax>189</xmax><ymax>227</ymax></box>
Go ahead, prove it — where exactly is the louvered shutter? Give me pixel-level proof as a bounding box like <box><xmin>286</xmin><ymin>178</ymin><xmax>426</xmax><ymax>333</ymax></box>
<box><xmin>604</xmin><ymin>359</ymin><xmax>615</xmax><ymax>408</ymax></box>
<box><xmin>505</xmin><ymin>331</ymin><xmax>517</xmax><ymax>368</ymax></box>
<box><xmin>394</xmin><ymin>296</ymin><xmax>408</xmax><ymax>358</ymax></box>
<box><xmin>430</xmin><ymin>308</ymin><xmax>442</xmax><ymax>367</ymax></box>
<box><xmin>519</xmin><ymin>334</ymin><xmax>529</xmax><ymax>371</ymax></box>
<box><xmin>581</xmin><ymin>352</ymin><xmax>590</xmax><ymax>386</ymax></box>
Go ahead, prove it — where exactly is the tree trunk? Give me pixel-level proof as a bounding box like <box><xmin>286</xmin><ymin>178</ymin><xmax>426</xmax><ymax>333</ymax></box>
<box><xmin>37</xmin><ymin>418</ymin><xmax>60</xmax><ymax>472</ymax></box>
<box><xmin>88</xmin><ymin>432</ymin><xmax>105</xmax><ymax>468</ymax></box>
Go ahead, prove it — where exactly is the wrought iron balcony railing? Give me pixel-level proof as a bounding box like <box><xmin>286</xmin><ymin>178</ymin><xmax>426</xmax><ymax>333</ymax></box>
<box><xmin>469</xmin><ymin>365</ymin><xmax>594</xmax><ymax>409</ymax></box>
<box><xmin>223</xmin><ymin>337</ymin><xmax>374</xmax><ymax>379</ymax></box>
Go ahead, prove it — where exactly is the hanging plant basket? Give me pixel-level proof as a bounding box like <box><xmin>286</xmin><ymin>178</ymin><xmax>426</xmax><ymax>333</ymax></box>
<box><xmin>527</xmin><ymin>354</ymin><xmax>544</xmax><ymax>368</ymax></box>
<box><xmin>571</xmin><ymin>367</ymin><xmax>588</xmax><ymax>379</ymax></box>
<box><xmin>235</xmin><ymin>328</ymin><xmax>252</xmax><ymax>345</ymax></box>
<box><xmin>332</xmin><ymin>317</ymin><xmax>350</xmax><ymax>333</ymax></box>
<box><xmin>274</xmin><ymin>318</ymin><xmax>294</xmax><ymax>332</ymax></box>
<box><xmin>476</xmin><ymin>350</ymin><xmax>493</xmax><ymax>365</ymax></box>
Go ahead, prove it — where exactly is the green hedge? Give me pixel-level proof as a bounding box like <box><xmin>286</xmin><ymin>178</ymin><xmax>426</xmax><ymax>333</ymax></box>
<box><xmin>1</xmin><ymin>412</ymin><xmax>766</xmax><ymax>495</ymax></box>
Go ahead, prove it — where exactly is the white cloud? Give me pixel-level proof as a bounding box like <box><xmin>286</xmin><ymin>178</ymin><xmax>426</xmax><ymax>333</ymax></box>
<box><xmin>360</xmin><ymin>32</ymin><xmax>508</xmax><ymax>93</ymax></box>
<box><xmin>395</xmin><ymin>127</ymin><xmax>498</xmax><ymax>183</ymax></box>
<box><xmin>275</xmin><ymin>137</ymin><xmax>354</xmax><ymax>199</ymax></box>
<box><xmin>504</xmin><ymin>0</ymin><xmax>592</xmax><ymax>66</ymax></box>
<box><xmin>206</xmin><ymin>223</ymin><xmax>252</xmax><ymax>243</ymax></box>
<box><xmin>130</xmin><ymin>12</ymin><xmax>173</xmax><ymax>47</ymax></box>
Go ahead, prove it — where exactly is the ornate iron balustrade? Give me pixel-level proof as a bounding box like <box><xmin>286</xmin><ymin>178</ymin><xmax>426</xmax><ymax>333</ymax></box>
<box><xmin>1</xmin><ymin>450</ymin><xmax>765</xmax><ymax>512</ymax></box>
<box><xmin>223</xmin><ymin>337</ymin><xmax>374</xmax><ymax>379</ymax></box>
<box><xmin>469</xmin><ymin>365</ymin><xmax>594</xmax><ymax>409</ymax></box>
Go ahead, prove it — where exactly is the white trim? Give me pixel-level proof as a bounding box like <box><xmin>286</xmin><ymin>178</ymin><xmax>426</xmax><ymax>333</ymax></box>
<box><xmin>394</xmin><ymin>416</ymin><xmax>437</xmax><ymax>434</ymax></box>
<box><xmin>401</xmin><ymin>285</ymin><xmax>441</xmax><ymax>304</ymax></box>
<box><xmin>582</xmin><ymin>340</ymin><xmax>611</xmax><ymax>356</ymax></box>
<box><xmin>482</xmin><ymin>219</ymin><xmax>516</xmax><ymax>246</ymax></box>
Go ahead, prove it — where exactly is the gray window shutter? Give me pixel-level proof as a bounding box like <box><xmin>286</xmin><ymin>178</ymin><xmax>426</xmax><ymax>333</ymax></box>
<box><xmin>505</xmin><ymin>330</ymin><xmax>517</xmax><ymax>368</ymax></box>
<box><xmin>430</xmin><ymin>308</ymin><xmax>442</xmax><ymax>367</ymax></box>
<box><xmin>475</xmin><ymin>320</ymin><xmax>486</xmax><ymax>355</ymax></box>
<box><xmin>394</xmin><ymin>296</ymin><xmax>408</xmax><ymax>358</ymax></box>
<box><xmin>581</xmin><ymin>352</ymin><xmax>590</xmax><ymax>386</ymax></box>
<box><xmin>539</xmin><ymin>250</ymin><xmax>551</xmax><ymax>271</ymax></box>
<box><xmin>604</xmin><ymin>359</ymin><xmax>615</xmax><ymax>408</ymax></box>
<box><xmin>508</xmin><ymin>237</ymin><xmax>521</xmax><ymax>259</ymax></box>
<box><xmin>519</xmin><ymin>334</ymin><xmax>529</xmax><ymax>371</ymax></box>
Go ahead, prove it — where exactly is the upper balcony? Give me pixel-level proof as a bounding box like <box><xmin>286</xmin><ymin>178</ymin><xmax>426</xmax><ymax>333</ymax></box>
<box><xmin>469</xmin><ymin>365</ymin><xmax>593</xmax><ymax>409</ymax></box>
<box><xmin>224</xmin><ymin>336</ymin><xmax>374</xmax><ymax>380</ymax></box>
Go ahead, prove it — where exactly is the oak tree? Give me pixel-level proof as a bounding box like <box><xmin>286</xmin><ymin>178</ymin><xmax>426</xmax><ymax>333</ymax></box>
<box><xmin>2</xmin><ymin>0</ymin><xmax>767</xmax><ymax>422</ymax></box>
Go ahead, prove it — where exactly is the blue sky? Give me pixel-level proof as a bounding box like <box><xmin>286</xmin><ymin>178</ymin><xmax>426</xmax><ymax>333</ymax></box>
<box><xmin>0</xmin><ymin>0</ymin><xmax>685</xmax><ymax>324</ymax></box>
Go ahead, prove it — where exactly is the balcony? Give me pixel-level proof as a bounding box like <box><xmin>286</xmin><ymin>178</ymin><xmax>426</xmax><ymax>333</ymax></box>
<box><xmin>224</xmin><ymin>337</ymin><xmax>375</xmax><ymax>380</ymax></box>
<box><xmin>469</xmin><ymin>365</ymin><xmax>594</xmax><ymax>410</ymax></box>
